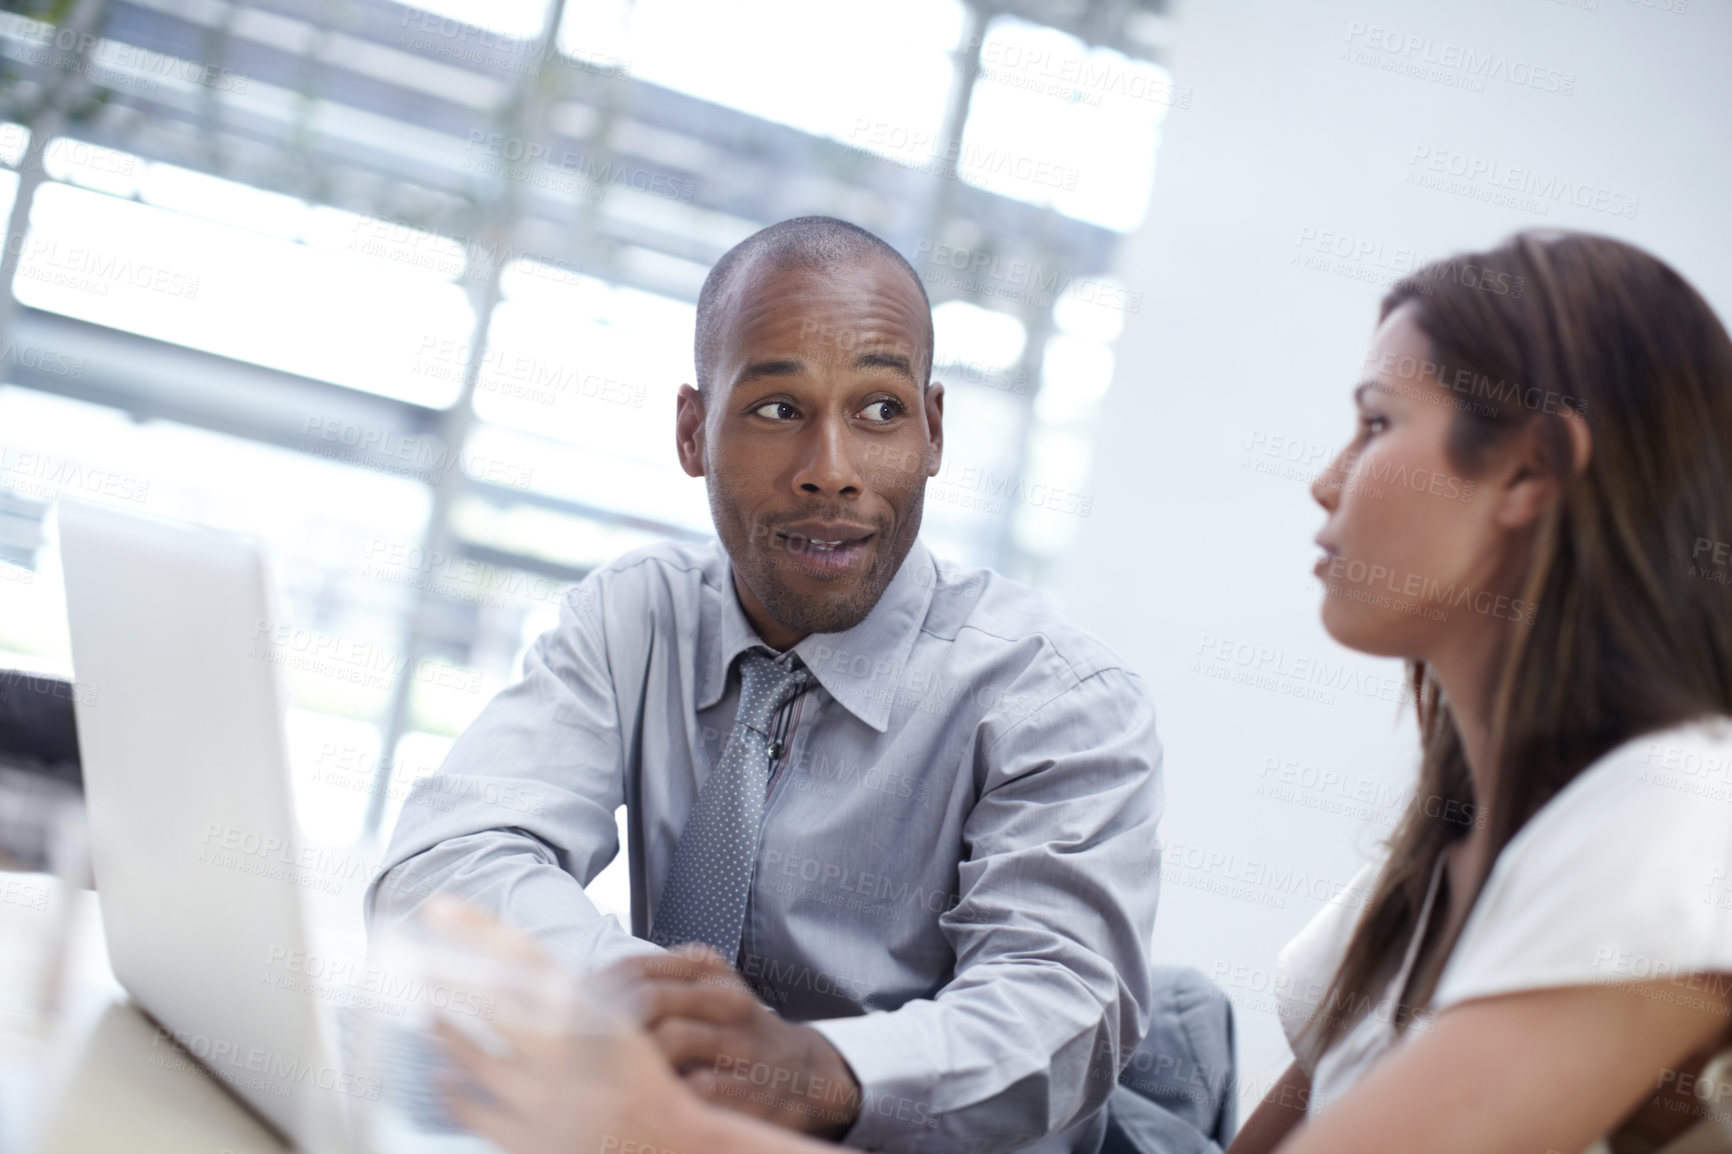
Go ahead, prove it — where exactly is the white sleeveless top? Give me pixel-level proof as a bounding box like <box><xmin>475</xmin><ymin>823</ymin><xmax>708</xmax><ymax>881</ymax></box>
<box><xmin>1275</xmin><ymin>717</ymin><xmax>1732</xmax><ymax>1150</ymax></box>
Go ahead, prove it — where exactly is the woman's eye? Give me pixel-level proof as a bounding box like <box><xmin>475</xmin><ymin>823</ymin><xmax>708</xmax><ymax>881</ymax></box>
<box><xmin>753</xmin><ymin>401</ymin><xmax>798</xmax><ymax>421</ymax></box>
<box><xmin>857</xmin><ymin>399</ymin><xmax>903</xmax><ymax>424</ymax></box>
<box><xmin>1358</xmin><ymin>413</ymin><xmax>1389</xmax><ymax>436</ymax></box>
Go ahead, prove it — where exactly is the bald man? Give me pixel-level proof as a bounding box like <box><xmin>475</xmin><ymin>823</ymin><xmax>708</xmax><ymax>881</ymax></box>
<box><xmin>367</xmin><ymin>216</ymin><xmax>1169</xmax><ymax>1153</ymax></box>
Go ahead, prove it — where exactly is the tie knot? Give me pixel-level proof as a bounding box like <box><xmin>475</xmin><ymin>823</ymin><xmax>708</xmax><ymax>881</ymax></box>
<box><xmin>736</xmin><ymin>649</ymin><xmax>807</xmax><ymax>732</ymax></box>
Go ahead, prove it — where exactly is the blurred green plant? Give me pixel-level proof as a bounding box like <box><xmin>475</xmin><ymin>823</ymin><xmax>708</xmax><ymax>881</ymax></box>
<box><xmin>0</xmin><ymin>0</ymin><xmax>116</xmax><ymax>126</ymax></box>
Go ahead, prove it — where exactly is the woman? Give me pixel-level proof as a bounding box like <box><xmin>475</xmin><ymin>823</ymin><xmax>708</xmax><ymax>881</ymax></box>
<box><xmin>437</xmin><ymin>232</ymin><xmax>1732</xmax><ymax>1154</ymax></box>
<box><xmin>1232</xmin><ymin>230</ymin><xmax>1732</xmax><ymax>1154</ymax></box>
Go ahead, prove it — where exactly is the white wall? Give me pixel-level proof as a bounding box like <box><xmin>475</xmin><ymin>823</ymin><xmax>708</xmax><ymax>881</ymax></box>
<box><xmin>1050</xmin><ymin>0</ymin><xmax>1732</xmax><ymax>1110</ymax></box>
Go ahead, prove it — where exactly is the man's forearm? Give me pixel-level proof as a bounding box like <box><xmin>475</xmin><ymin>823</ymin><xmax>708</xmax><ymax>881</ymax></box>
<box><xmin>786</xmin><ymin>1025</ymin><xmax>862</xmax><ymax>1139</ymax></box>
<box><xmin>367</xmin><ymin>829</ymin><xmax>660</xmax><ymax>975</ymax></box>
<box><xmin>809</xmin><ymin>959</ymin><xmax>1130</xmax><ymax>1152</ymax></box>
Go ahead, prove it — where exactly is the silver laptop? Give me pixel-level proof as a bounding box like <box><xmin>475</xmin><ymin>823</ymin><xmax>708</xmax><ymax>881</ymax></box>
<box><xmin>57</xmin><ymin>499</ymin><xmax>491</xmax><ymax>1153</ymax></box>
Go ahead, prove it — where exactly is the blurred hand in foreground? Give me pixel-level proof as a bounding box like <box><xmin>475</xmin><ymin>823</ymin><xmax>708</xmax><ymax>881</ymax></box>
<box><xmin>422</xmin><ymin>899</ymin><xmax>709</xmax><ymax>1154</ymax></box>
<box><xmin>423</xmin><ymin>901</ymin><xmax>837</xmax><ymax>1154</ymax></box>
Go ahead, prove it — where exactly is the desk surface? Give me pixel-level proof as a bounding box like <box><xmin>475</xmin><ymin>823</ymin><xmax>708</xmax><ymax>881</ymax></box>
<box><xmin>1</xmin><ymin>873</ymin><xmax>287</xmax><ymax>1154</ymax></box>
<box><xmin>9</xmin><ymin>872</ymin><xmax>1732</xmax><ymax>1154</ymax></box>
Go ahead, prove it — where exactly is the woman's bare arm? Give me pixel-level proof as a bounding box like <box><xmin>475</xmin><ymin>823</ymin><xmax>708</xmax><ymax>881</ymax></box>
<box><xmin>1272</xmin><ymin>977</ymin><xmax>1732</xmax><ymax>1154</ymax></box>
<box><xmin>1226</xmin><ymin>1061</ymin><xmax>1312</xmax><ymax>1154</ymax></box>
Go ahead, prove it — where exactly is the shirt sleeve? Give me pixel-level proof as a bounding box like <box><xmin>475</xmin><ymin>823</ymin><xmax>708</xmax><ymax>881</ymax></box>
<box><xmin>363</xmin><ymin>574</ymin><xmax>663</xmax><ymax>975</ymax></box>
<box><xmin>1435</xmin><ymin>720</ymin><xmax>1732</xmax><ymax>1009</ymax></box>
<box><xmin>808</xmin><ymin>666</ymin><xmax>1163</xmax><ymax>1153</ymax></box>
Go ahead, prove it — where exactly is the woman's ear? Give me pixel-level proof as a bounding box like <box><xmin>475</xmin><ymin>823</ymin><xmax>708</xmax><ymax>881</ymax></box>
<box><xmin>1561</xmin><ymin>404</ymin><xmax>1593</xmax><ymax>474</ymax></box>
<box><xmin>1491</xmin><ymin>412</ymin><xmax>1592</xmax><ymax>530</ymax></box>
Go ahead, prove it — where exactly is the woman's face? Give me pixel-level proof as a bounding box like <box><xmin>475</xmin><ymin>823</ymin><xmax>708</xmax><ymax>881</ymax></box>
<box><xmin>1311</xmin><ymin>302</ymin><xmax>1533</xmax><ymax>661</ymax></box>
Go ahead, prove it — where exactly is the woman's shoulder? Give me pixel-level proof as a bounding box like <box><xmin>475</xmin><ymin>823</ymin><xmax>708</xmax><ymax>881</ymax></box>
<box><xmin>1550</xmin><ymin>714</ymin><xmax>1732</xmax><ymax>816</ymax></box>
<box><xmin>1436</xmin><ymin>715</ymin><xmax>1732</xmax><ymax>1008</ymax></box>
<box><xmin>1493</xmin><ymin>714</ymin><xmax>1732</xmax><ymax>870</ymax></box>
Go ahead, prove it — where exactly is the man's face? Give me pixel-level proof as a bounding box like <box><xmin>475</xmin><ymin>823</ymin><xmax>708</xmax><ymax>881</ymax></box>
<box><xmin>675</xmin><ymin>255</ymin><xmax>943</xmax><ymax>644</ymax></box>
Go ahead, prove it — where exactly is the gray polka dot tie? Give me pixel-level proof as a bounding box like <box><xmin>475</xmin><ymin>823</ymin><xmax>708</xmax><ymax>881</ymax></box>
<box><xmin>650</xmin><ymin>648</ymin><xmax>808</xmax><ymax>962</ymax></box>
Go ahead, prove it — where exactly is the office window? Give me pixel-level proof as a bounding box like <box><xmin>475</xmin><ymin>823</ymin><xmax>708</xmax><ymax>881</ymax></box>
<box><xmin>558</xmin><ymin>0</ymin><xmax>967</xmax><ymax>153</ymax></box>
<box><xmin>0</xmin><ymin>1</ymin><xmax>1168</xmax><ymax>854</ymax></box>
<box><xmin>962</xmin><ymin>16</ymin><xmax>1174</xmax><ymax>232</ymax></box>
<box><xmin>16</xmin><ymin>170</ymin><xmax>474</xmax><ymax>407</ymax></box>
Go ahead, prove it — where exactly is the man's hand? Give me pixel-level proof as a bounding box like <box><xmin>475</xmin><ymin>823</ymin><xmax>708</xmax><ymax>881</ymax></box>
<box><xmin>604</xmin><ymin>945</ymin><xmax>863</xmax><ymax>1139</ymax></box>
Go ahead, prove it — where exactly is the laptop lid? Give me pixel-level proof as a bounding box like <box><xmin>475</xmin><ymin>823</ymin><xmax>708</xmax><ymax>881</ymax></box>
<box><xmin>56</xmin><ymin>498</ymin><xmax>353</xmax><ymax>1150</ymax></box>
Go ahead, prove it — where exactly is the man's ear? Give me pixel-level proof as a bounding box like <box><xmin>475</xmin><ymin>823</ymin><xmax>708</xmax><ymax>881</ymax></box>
<box><xmin>676</xmin><ymin>384</ymin><xmax>707</xmax><ymax>478</ymax></box>
<box><xmin>924</xmin><ymin>381</ymin><xmax>945</xmax><ymax>476</ymax></box>
<box><xmin>1492</xmin><ymin>413</ymin><xmax>1592</xmax><ymax>530</ymax></box>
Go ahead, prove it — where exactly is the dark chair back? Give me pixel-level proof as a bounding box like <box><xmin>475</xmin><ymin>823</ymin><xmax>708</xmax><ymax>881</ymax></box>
<box><xmin>0</xmin><ymin>668</ymin><xmax>85</xmax><ymax>873</ymax></box>
<box><xmin>0</xmin><ymin>668</ymin><xmax>82</xmax><ymax>787</ymax></box>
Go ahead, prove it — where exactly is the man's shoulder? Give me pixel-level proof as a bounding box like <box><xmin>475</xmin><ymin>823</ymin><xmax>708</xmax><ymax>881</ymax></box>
<box><xmin>583</xmin><ymin>537</ymin><xmax>727</xmax><ymax>597</ymax></box>
<box><xmin>921</xmin><ymin>552</ymin><xmax>1135</xmax><ymax>689</ymax></box>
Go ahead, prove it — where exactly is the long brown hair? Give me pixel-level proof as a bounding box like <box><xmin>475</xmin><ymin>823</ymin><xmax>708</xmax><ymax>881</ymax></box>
<box><xmin>1308</xmin><ymin>231</ymin><xmax>1732</xmax><ymax>1051</ymax></box>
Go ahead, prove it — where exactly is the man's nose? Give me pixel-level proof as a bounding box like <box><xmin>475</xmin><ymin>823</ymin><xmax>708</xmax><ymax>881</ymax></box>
<box><xmin>792</xmin><ymin>416</ymin><xmax>863</xmax><ymax>496</ymax></box>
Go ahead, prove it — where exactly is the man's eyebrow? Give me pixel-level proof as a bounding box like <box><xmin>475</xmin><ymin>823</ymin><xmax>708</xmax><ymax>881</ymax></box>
<box><xmin>854</xmin><ymin>351</ymin><xmax>917</xmax><ymax>385</ymax></box>
<box><xmin>733</xmin><ymin>358</ymin><xmax>806</xmax><ymax>389</ymax></box>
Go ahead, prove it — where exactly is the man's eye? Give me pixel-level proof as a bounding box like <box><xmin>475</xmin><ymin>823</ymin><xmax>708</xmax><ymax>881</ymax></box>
<box><xmin>753</xmin><ymin>401</ymin><xmax>798</xmax><ymax>421</ymax></box>
<box><xmin>857</xmin><ymin>399</ymin><xmax>904</xmax><ymax>424</ymax></box>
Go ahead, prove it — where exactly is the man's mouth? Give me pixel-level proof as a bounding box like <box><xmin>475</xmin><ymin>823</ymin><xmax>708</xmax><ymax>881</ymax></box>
<box><xmin>774</xmin><ymin>525</ymin><xmax>876</xmax><ymax>576</ymax></box>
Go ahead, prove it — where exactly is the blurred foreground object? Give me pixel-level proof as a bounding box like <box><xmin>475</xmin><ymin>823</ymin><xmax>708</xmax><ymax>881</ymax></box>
<box><xmin>356</xmin><ymin>898</ymin><xmax>599</xmax><ymax>1154</ymax></box>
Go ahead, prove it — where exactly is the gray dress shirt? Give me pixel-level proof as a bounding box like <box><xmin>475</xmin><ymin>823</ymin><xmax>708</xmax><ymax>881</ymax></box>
<box><xmin>365</xmin><ymin>537</ymin><xmax>1164</xmax><ymax>1153</ymax></box>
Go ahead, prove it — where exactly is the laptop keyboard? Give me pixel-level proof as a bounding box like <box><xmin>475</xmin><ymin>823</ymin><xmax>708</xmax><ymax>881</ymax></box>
<box><xmin>379</xmin><ymin>1023</ymin><xmax>468</xmax><ymax>1134</ymax></box>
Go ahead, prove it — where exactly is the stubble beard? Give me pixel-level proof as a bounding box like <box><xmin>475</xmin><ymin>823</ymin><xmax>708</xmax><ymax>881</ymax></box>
<box><xmin>711</xmin><ymin>490</ymin><xmax>926</xmax><ymax>638</ymax></box>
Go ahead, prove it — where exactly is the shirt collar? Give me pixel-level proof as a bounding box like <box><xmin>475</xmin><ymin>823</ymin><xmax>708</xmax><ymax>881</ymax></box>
<box><xmin>698</xmin><ymin>539</ymin><xmax>935</xmax><ymax>733</ymax></box>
